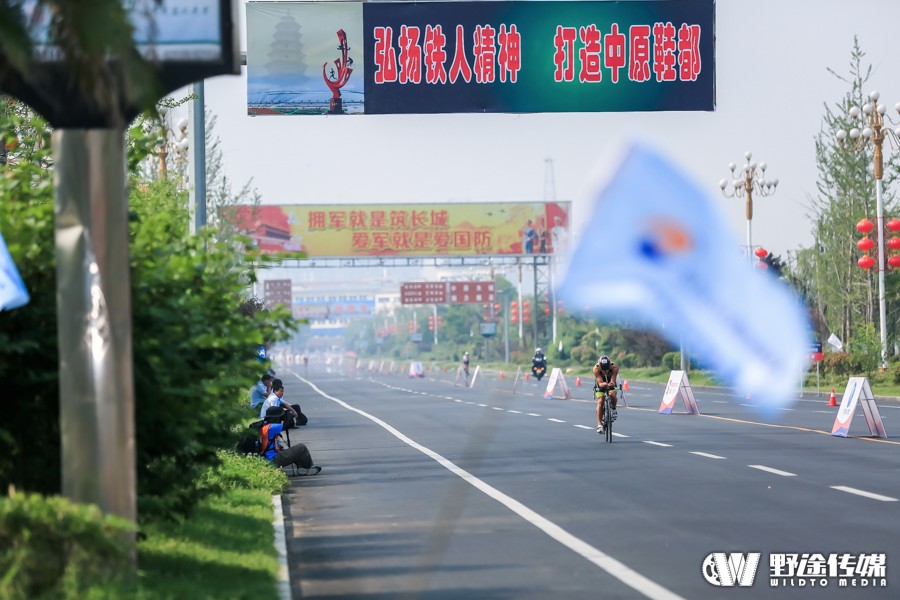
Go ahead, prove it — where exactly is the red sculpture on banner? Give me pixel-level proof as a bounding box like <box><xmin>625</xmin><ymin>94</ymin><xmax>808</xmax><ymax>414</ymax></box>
<box><xmin>323</xmin><ymin>29</ymin><xmax>353</xmax><ymax>114</ymax></box>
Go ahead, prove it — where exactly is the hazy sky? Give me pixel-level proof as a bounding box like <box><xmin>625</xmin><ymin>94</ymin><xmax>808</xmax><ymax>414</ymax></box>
<box><xmin>190</xmin><ymin>0</ymin><xmax>900</xmax><ymax>260</ymax></box>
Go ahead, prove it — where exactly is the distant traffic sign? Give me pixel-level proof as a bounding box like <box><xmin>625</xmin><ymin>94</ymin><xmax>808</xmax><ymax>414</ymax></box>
<box><xmin>401</xmin><ymin>281</ymin><xmax>495</xmax><ymax>304</ymax></box>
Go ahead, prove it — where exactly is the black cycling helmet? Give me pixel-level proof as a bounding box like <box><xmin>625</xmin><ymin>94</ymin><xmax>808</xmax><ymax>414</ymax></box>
<box><xmin>598</xmin><ymin>355</ymin><xmax>611</xmax><ymax>371</ymax></box>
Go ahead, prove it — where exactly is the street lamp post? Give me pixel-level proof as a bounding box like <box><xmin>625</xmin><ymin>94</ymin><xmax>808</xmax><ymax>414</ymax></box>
<box><xmin>719</xmin><ymin>152</ymin><xmax>779</xmax><ymax>264</ymax></box>
<box><xmin>836</xmin><ymin>89</ymin><xmax>900</xmax><ymax>369</ymax></box>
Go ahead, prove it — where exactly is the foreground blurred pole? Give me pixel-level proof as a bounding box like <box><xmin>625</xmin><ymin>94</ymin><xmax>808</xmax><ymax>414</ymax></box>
<box><xmin>53</xmin><ymin>130</ymin><xmax>136</xmax><ymax>532</ymax></box>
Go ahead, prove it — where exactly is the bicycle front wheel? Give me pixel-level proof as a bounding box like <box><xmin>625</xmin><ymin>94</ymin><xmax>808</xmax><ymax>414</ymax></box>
<box><xmin>605</xmin><ymin>401</ymin><xmax>613</xmax><ymax>443</ymax></box>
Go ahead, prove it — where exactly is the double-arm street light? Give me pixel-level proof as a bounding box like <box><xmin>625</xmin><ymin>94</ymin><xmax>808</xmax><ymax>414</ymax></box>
<box><xmin>836</xmin><ymin>90</ymin><xmax>900</xmax><ymax>369</ymax></box>
<box><xmin>719</xmin><ymin>152</ymin><xmax>779</xmax><ymax>264</ymax></box>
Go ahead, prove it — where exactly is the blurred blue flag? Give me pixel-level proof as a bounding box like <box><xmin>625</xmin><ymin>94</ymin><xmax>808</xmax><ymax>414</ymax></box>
<box><xmin>557</xmin><ymin>143</ymin><xmax>810</xmax><ymax>409</ymax></box>
<box><xmin>0</xmin><ymin>229</ymin><xmax>28</xmax><ymax>311</ymax></box>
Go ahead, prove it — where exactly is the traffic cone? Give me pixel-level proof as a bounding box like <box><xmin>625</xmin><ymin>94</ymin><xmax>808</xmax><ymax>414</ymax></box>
<box><xmin>500</xmin><ymin>371</ymin><xmax>504</xmax><ymax>380</ymax></box>
<box><xmin>623</xmin><ymin>380</ymin><xmax>629</xmax><ymax>391</ymax></box>
<box><xmin>525</xmin><ymin>372</ymin><xmax>530</xmax><ymax>381</ymax></box>
<box><xmin>828</xmin><ymin>389</ymin><xmax>837</xmax><ymax>407</ymax></box>
<box><xmin>576</xmin><ymin>376</ymin><xmax>582</xmax><ymax>386</ymax></box>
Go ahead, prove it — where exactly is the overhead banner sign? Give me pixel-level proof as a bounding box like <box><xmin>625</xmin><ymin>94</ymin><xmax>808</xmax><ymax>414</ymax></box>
<box><xmin>246</xmin><ymin>0</ymin><xmax>715</xmax><ymax>115</ymax></box>
<box><xmin>233</xmin><ymin>202</ymin><xmax>570</xmax><ymax>257</ymax></box>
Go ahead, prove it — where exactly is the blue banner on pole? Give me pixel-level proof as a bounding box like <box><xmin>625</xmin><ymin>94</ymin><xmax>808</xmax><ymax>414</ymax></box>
<box><xmin>0</xmin><ymin>229</ymin><xmax>29</xmax><ymax>311</ymax></box>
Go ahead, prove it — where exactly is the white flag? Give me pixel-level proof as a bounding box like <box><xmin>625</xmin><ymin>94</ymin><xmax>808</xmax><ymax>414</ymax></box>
<box><xmin>557</xmin><ymin>143</ymin><xmax>811</xmax><ymax>410</ymax></box>
<box><xmin>826</xmin><ymin>333</ymin><xmax>843</xmax><ymax>351</ymax></box>
<box><xmin>0</xmin><ymin>229</ymin><xmax>29</xmax><ymax>311</ymax></box>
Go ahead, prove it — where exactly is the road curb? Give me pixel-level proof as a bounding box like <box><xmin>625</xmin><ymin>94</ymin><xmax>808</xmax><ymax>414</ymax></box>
<box><xmin>272</xmin><ymin>495</ymin><xmax>292</xmax><ymax>600</ymax></box>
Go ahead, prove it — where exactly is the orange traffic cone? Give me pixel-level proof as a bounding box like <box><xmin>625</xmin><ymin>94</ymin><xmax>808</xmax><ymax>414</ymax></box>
<box><xmin>828</xmin><ymin>389</ymin><xmax>837</xmax><ymax>407</ymax></box>
<box><xmin>623</xmin><ymin>380</ymin><xmax>629</xmax><ymax>391</ymax></box>
<box><xmin>525</xmin><ymin>372</ymin><xmax>530</xmax><ymax>381</ymax></box>
<box><xmin>575</xmin><ymin>376</ymin><xmax>582</xmax><ymax>386</ymax></box>
<box><xmin>500</xmin><ymin>371</ymin><xmax>504</xmax><ymax>380</ymax></box>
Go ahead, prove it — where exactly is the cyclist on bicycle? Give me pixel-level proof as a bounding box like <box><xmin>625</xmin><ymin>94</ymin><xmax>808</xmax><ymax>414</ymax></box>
<box><xmin>593</xmin><ymin>354</ymin><xmax>619</xmax><ymax>434</ymax></box>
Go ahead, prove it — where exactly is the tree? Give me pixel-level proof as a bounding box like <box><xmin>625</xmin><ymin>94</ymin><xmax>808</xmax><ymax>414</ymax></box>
<box><xmin>793</xmin><ymin>38</ymin><xmax>900</xmax><ymax>354</ymax></box>
<box><xmin>0</xmin><ymin>97</ymin><xmax>295</xmax><ymax>520</ymax></box>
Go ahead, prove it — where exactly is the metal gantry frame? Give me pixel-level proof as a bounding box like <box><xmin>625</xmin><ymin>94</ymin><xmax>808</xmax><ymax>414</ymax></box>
<box><xmin>271</xmin><ymin>252</ymin><xmax>557</xmax><ymax>349</ymax></box>
<box><xmin>273</xmin><ymin>254</ymin><xmax>552</xmax><ymax>270</ymax></box>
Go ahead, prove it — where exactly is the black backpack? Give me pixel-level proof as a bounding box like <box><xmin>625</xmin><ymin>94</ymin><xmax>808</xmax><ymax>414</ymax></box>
<box><xmin>235</xmin><ymin>419</ymin><xmax>265</xmax><ymax>455</ymax></box>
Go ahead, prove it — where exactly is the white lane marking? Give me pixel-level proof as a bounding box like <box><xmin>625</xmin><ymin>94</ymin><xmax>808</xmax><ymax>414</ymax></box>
<box><xmin>779</xmin><ymin>408</ymin><xmax>795</xmax><ymax>411</ymax></box>
<box><xmin>574</xmin><ymin>424</ymin><xmax>593</xmax><ymax>430</ymax></box>
<box><xmin>713</xmin><ymin>401</ymin><xmax>727</xmax><ymax>404</ymax></box>
<box><xmin>748</xmin><ymin>465</ymin><xmax>796</xmax><ymax>477</ymax></box>
<box><xmin>491</xmin><ymin>407</ymin><xmax>505</xmax><ymax>411</ymax></box>
<box><xmin>296</xmin><ymin>374</ymin><xmax>686</xmax><ymax>600</ymax></box>
<box><xmin>830</xmin><ymin>486</ymin><xmax>898</xmax><ymax>502</ymax></box>
<box><xmin>813</xmin><ymin>410</ymin><xmax>833</xmax><ymax>414</ymax></box>
<box><xmin>612</xmin><ymin>432</ymin><xmax>629</xmax><ymax>438</ymax></box>
<box><xmin>644</xmin><ymin>441</ymin><xmax>672</xmax><ymax>447</ymax></box>
<box><xmin>690</xmin><ymin>451</ymin><xmax>726</xmax><ymax>460</ymax></box>
<box><xmin>508</xmin><ymin>410</ymin><xmax>523</xmax><ymax>414</ymax></box>
<box><xmin>547</xmin><ymin>418</ymin><xmax>566</xmax><ymax>423</ymax></box>
<box><xmin>477</xmin><ymin>403</ymin><xmax>488</xmax><ymax>407</ymax></box>
<box><xmin>526</xmin><ymin>413</ymin><xmax>542</xmax><ymax>417</ymax></box>
<box><xmin>453</xmin><ymin>399</ymin><xmax>463</xmax><ymax>403</ymax></box>
<box><xmin>272</xmin><ymin>496</ymin><xmax>291</xmax><ymax>600</ymax></box>
<box><xmin>739</xmin><ymin>403</ymin><xmax>754</xmax><ymax>408</ymax></box>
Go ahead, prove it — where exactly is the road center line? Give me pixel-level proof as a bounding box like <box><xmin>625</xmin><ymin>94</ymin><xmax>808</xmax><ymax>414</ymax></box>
<box><xmin>748</xmin><ymin>465</ymin><xmax>796</xmax><ymax>477</ymax></box>
<box><xmin>296</xmin><ymin>374</ymin><xmax>685</xmax><ymax>600</ymax></box>
<box><xmin>643</xmin><ymin>441</ymin><xmax>673</xmax><ymax>447</ymax></box>
<box><xmin>547</xmin><ymin>418</ymin><xmax>566</xmax><ymax>423</ymax></box>
<box><xmin>690</xmin><ymin>451</ymin><xmax>726</xmax><ymax>459</ymax></box>
<box><xmin>830</xmin><ymin>486</ymin><xmax>898</xmax><ymax>502</ymax></box>
<box><xmin>612</xmin><ymin>432</ymin><xmax>630</xmax><ymax>438</ymax></box>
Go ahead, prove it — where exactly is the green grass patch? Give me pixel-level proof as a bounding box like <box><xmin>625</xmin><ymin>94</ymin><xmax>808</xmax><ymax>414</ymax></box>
<box><xmin>135</xmin><ymin>452</ymin><xmax>289</xmax><ymax>599</ymax></box>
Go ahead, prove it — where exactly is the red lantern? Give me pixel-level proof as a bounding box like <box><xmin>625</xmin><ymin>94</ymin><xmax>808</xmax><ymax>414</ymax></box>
<box><xmin>858</xmin><ymin>255</ymin><xmax>876</xmax><ymax>269</ymax></box>
<box><xmin>544</xmin><ymin>308</ymin><xmax>551</xmax><ymax>315</ymax></box>
<box><xmin>754</xmin><ymin>247</ymin><xmax>768</xmax><ymax>259</ymax></box>
<box><xmin>887</xmin><ymin>218</ymin><xmax>900</xmax><ymax>232</ymax></box>
<box><xmin>858</xmin><ymin>238</ymin><xmax>876</xmax><ymax>251</ymax></box>
<box><xmin>857</xmin><ymin>219</ymin><xmax>875</xmax><ymax>234</ymax></box>
<box><xmin>889</xmin><ymin>238</ymin><xmax>900</xmax><ymax>250</ymax></box>
<box><xmin>511</xmin><ymin>315</ymin><xmax>518</xmax><ymax>323</ymax></box>
<box><xmin>889</xmin><ymin>255</ymin><xmax>900</xmax><ymax>269</ymax></box>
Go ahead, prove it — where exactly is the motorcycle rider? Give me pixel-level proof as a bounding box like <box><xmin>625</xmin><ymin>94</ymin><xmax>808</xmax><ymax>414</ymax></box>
<box><xmin>531</xmin><ymin>347</ymin><xmax>547</xmax><ymax>379</ymax></box>
<box><xmin>593</xmin><ymin>354</ymin><xmax>619</xmax><ymax>434</ymax></box>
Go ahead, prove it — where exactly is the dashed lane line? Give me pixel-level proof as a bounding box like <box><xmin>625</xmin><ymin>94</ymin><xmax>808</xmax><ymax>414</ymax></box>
<box><xmin>643</xmin><ymin>441</ymin><xmax>673</xmax><ymax>448</ymax></box>
<box><xmin>748</xmin><ymin>465</ymin><xmax>796</xmax><ymax>477</ymax></box>
<box><xmin>830</xmin><ymin>486</ymin><xmax>898</xmax><ymax>502</ymax></box>
<box><xmin>547</xmin><ymin>418</ymin><xmax>566</xmax><ymax>423</ymax></box>
<box><xmin>690</xmin><ymin>451</ymin><xmax>726</xmax><ymax>460</ymax></box>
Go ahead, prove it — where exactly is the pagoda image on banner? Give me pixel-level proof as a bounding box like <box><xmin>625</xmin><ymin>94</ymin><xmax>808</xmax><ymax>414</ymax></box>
<box><xmin>247</xmin><ymin>4</ymin><xmax>364</xmax><ymax>115</ymax></box>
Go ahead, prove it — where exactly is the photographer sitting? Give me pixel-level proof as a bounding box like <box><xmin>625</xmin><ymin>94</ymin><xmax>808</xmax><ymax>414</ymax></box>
<box><xmin>261</xmin><ymin>406</ymin><xmax>322</xmax><ymax>476</ymax></box>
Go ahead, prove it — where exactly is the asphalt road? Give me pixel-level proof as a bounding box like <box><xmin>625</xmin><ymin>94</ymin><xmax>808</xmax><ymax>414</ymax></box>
<box><xmin>278</xmin><ymin>364</ymin><xmax>900</xmax><ymax>599</ymax></box>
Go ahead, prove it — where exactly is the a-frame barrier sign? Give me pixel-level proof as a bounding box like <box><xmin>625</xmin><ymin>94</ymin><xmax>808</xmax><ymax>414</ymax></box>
<box><xmin>831</xmin><ymin>377</ymin><xmax>887</xmax><ymax>439</ymax></box>
<box><xmin>658</xmin><ymin>370</ymin><xmax>700</xmax><ymax>415</ymax></box>
<box><xmin>543</xmin><ymin>368</ymin><xmax>573</xmax><ymax>400</ymax></box>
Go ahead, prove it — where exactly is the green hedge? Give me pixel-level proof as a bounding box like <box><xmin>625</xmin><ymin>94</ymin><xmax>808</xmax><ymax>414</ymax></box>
<box><xmin>0</xmin><ymin>490</ymin><xmax>135</xmax><ymax>599</ymax></box>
